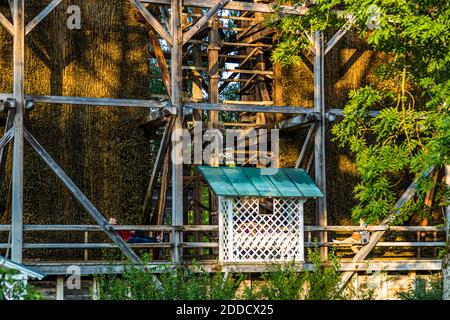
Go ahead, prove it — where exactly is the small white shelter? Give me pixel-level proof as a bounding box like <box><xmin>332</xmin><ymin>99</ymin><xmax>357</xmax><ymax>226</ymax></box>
<box><xmin>199</xmin><ymin>166</ymin><xmax>324</xmax><ymax>263</ymax></box>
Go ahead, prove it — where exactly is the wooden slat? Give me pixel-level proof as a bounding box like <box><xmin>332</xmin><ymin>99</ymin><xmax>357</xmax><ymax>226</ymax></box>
<box><xmin>25</xmin><ymin>0</ymin><xmax>62</xmax><ymax>35</ymax></box>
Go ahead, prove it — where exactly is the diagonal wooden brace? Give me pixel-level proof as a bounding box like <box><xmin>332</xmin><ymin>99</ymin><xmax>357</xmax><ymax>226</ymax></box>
<box><xmin>182</xmin><ymin>0</ymin><xmax>232</xmax><ymax>45</ymax></box>
<box><xmin>23</xmin><ymin>128</ymin><xmax>141</xmax><ymax>263</ymax></box>
<box><xmin>338</xmin><ymin>167</ymin><xmax>434</xmax><ymax>290</ymax></box>
<box><xmin>130</xmin><ymin>0</ymin><xmax>173</xmax><ymax>46</ymax></box>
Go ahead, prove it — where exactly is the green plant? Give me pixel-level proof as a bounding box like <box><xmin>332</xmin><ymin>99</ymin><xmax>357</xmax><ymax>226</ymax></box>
<box><xmin>0</xmin><ymin>269</ymin><xmax>42</xmax><ymax>300</ymax></box>
<box><xmin>244</xmin><ymin>247</ymin><xmax>374</xmax><ymax>300</ymax></box>
<box><xmin>95</xmin><ymin>259</ymin><xmax>244</xmax><ymax>300</ymax></box>
<box><xmin>398</xmin><ymin>275</ymin><xmax>443</xmax><ymax>300</ymax></box>
<box><xmin>270</xmin><ymin>0</ymin><xmax>450</xmax><ymax>224</ymax></box>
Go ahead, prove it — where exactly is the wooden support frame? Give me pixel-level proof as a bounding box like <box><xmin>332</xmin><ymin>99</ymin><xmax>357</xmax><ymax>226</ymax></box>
<box><xmin>142</xmin><ymin>116</ymin><xmax>175</xmax><ymax>222</ymax></box>
<box><xmin>130</xmin><ymin>0</ymin><xmax>174</xmax><ymax>46</ymax></box>
<box><xmin>182</xmin><ymin>0</ymin><xmax>231</xmax><ymax>45</ymax></box>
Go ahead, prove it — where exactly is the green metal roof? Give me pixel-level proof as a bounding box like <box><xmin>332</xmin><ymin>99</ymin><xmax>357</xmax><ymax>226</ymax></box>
<box><xmin>198</xmin><ymin>166</ymin><xmax>324</xmax><ymax>198</ymax></box>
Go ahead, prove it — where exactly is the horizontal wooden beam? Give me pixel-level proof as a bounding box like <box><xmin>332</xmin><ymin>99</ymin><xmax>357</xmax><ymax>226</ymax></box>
<box><xmin>0</xmin><ymin>93</ymin><xmax>175</xmax><ymax>111</ymax></box>
<box><xmin>0</xmin><ymin>224</ymin><xmax>443</xmax><ymax>233</ymax></box>
<box><xmin>141</xmin><ymin>0</ymin><xmax>308</xmax><ymax>15</ymax></box>
<box><xmin>25</xmin><ymin>259</ymin><xmax>443</xmax><ymax>275</ymax></box>
<box><xmin>184</xmin><ymin>102</ymin><xmax>320</xmax><ymax>115</ymax></box>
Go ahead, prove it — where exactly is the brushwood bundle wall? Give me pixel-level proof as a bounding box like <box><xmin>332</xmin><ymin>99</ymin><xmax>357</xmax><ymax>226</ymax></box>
<box><xmin>0</xmin><ymin>1</ymin><xmax>152</xmax><ymax>259</ymax></box>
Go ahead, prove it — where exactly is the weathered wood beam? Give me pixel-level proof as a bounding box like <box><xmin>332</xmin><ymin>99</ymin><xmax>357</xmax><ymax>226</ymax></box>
<box><xmin>338</xmin><ymin>168</ymin><xmax>434</xmax><ymax>290</ymax></box>
<box><xmin>25</xmin><ymin>0</ymin><xmax>62</xmax><ymax>36</ymax></box>
<box><xmin>313</xmin><ymin>30</ymin><xmax>328</xmax><ymax>259</ymax></box>
<box><xmin>182</xmin><ymin>0</ymin><xmax>231</xmax><ymax>45</ymax></box>
<box><xmin>141</xmin><ymin>0</ymin><xmax>308</xmax><ymax>15</ymax></box>
<box><xmin>23</xmin><ymin>128</ymin><xmax>141</xmax><ymax>263</ymax></box>
<box><xmin>184</xmin><ymin>102</ymin><xmax>320</xmax><ymax>115</ymax></box>
<box><xmin>0</xmin><ymin>11</ymin><xmax>14</xmax><ymax>36</ymax></box>
<box><xmin>170</xmin><ymin>0</ymin><xmax>183</xmax><ymax>264</ymax></box>
<box><xmin>11</xmin><ymin>0</ymin><xmax>24</xmax><ymax>263</ymax></box>
<box><xmin>130</xmin><ymin>0</ymin><xmax>173</xmax><ymax>46</ymax></box>
<box><xmin>24</xmin><ymin>259</ymin><xmax>444</xmax><ymax>275</ymax></box>
<box><xmin>0</xmin><ymin>93</ymin><xmax>174</xmax><ymax>110</ymax></box>
<box><xmin>0</xmin><ymin>109</ymin><xmax>15</xmax><ymax>186</ymax></box>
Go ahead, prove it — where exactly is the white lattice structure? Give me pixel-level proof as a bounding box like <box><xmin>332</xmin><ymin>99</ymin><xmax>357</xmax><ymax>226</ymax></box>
<box><xmin>218</xmin><ymin>196</ymin><xmax>305</xmax><ymax>262</ymax></box>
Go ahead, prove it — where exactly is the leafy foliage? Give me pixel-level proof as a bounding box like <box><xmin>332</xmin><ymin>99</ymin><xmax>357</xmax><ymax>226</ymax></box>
<box><xmin>398</xmin><ymin>275</ymin><xmax>443</xmax><ymax>300</ymax></box>
<box><xmin>270</xmin><ymin>0</ymin><xmax>450</xmax><ymax>224</ymax></box>
<box><xmin>0</xmin><ymin>268</ymin><xmax>42</xmax><ymax>300</ymax></box>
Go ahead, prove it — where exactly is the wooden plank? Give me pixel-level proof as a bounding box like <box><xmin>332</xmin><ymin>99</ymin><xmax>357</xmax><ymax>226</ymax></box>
<box><xmin>141</xmin><ymin>0</ymin><xmax>308</xmax><ymax>15</ymax></box>
<box><xmin>339</xmin><ymin>168</ymin><xmax>434</xmax><ymax>290</ymax></box>
<box><xmin>23</xmin><ymin>129</ymin><xmax>141</xmax><ymax>263</ymax></box>
<box><xmin>184</xmin><ymin>102</ymin><xmax>319</xmax><ymax>115</ymax></box>
<box><xmin>11</xmin><ymin>0</ymin><xmax>25</xmax><ymax>264</ymax></box>
<box><xmin>171</xmin><ymin>0</ymin><xmax>184</xmax><ymax>263</ymax></box>
<box><xmin>182</xmin><ymin>0</ymin><xmax>231</xmax><ymax>45</ymax></box>
<box><xmin>130</xmin><ymin>0</ymin><xmax>173</xmax><ymax>46</ymax></box>
<box><xmin>0</xmin><ymin>11</ymin><xmax>14</xmax><ymax>36</ymax></box>
<box><xmin>25</xmin><ymin>0</ymin><xmax>62</xmax><ymax>35</ymax></box>
<box><xmin>313</xmin><ymin>30</ymin><xmax>328</xmax><ymax>259</ymax></box>
<box><xmin>26</xmin><ymin>259</ymin><xmax>443</xmax><ymax>275</ymax></box>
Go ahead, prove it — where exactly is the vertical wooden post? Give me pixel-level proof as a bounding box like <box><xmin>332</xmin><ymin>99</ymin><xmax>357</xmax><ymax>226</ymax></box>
<box><xmin>171</xmin><ymin>0</ymin><xmax>183</xmax><ymax>263</ymax></box>
<box><xmin>208</xmin><ymin>17</ymin><xmax>220</xmax><ymax>253</ymax></box>
<box><xmin>192</xmin><ymin>37</ymin><xmax>204</xmax><ymax>256</ymax></box>
<box><xmin>313</xmin><ymin>30</ymin><xmax>328</xmax><ymax>259</ymax></box>
<box><xmin>208</xmin><ymin>17</ymin><xmax>220</xmax><ymax>126</ymax></box>
<box><xmin>11</xmin><ymin>0</ymin><xmax>25</xmax><ymax>263</ymax></box>
<box><xmin>443</xmin><ymin>165</ymin><xmax>450</xmax><ymax>300</ymax></box>
<box><xmin>56</xmin><ymin>277</ymin><xmax>64</xmax><ymax>300</ymax></box>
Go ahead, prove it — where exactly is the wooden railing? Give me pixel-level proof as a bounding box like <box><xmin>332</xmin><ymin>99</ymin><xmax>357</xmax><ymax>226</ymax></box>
<box><xmin>0</xmin><ymin>224</ymin><xmax>445</xmax><ymax>252</ymax></box>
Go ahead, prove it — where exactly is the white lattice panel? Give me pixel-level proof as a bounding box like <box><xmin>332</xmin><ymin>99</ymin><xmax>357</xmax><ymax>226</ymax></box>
<box><xmin>219</xmin><ymin>196</ymin><xmax>305</xmax><ymax>262</ymax></box>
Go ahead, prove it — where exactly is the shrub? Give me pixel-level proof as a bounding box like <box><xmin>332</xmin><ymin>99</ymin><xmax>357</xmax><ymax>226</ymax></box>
<box><xmin>0</xmin><ymin>268</ymin><xmax>42</xmax><ymax>300</ymax></box>
<box><xmin>398</xmin><ymin>275</ymin><xmax>443</xmax><ymax>300</ymax></box>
